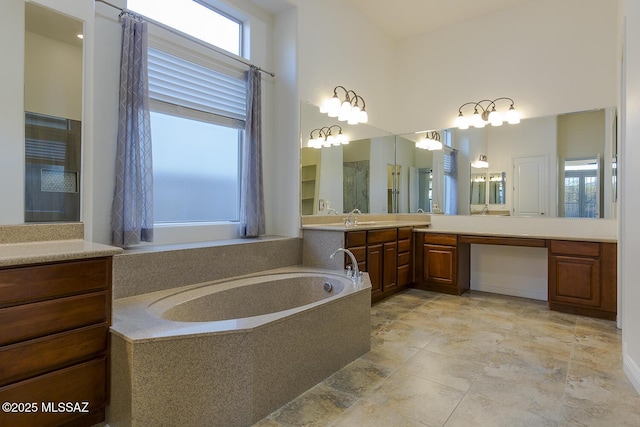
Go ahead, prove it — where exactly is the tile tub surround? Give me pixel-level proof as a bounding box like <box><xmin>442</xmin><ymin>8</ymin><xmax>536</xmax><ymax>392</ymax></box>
<box><xmin>108</xmin><ymin>266</ymin><xmax>372</xmax><ymax>426</ymax></box>
<box><xmin>112</xmin><ymin>236</ymin><xmax>302</xmax><ymax>298</ymax></box>
<box><xmin>254</xmin><ymin>290</ymin><xmax>640</xmax><ymax>426</ymax></box>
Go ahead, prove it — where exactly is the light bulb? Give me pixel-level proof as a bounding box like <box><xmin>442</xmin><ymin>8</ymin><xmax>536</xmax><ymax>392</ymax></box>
<box><xmin>472</xmin><ymin>111</ymin><xmax>485</xmax><ymax>128</ymax></box>
<box><xmin>347</xmin><ymin>106</ymin><xmax>360</xmax><ymax>125</ymax></box>
<box><xmin>488</xmin><ymin>109</ymin><xmax>503</xmax><ymax>126</ymax></box>
<box><xmin>456</xmin><ymin>113</ymin><xmax>469</xmax><ymax>130</ymax></box>
<box><xmin>506</xmin><ymin>106</ymin><xmax>520</xmax><ymax>124</ymax></box>
<box><xmin>359</xmin><ymin>109</ymin><xmax>368</xmax><ymax>123</ymax></box>
<box><xmin>327</xmin><ymin>96</ymin><xmax>341</xmax><ymax>117</ymax></box>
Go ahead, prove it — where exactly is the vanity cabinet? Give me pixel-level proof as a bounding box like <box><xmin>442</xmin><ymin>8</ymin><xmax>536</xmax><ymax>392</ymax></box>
<box><xmin>0</xmin><ymin>257</ymin><xmax>112</xmax><ymax>427</ymax></box>
<box><xmin>414</xmin><ymin>233</ymin><xmax>470</xmax><ymax>295</ymax></box>
<box><xmin>345</xmin><ymin>227</ymin><xmax>411</xmax><ymax>301</ymax></box>
<box><xmin>548</xmin><ymin>240</ymin><xmax>617</xmax><ymax>320</ymax></box>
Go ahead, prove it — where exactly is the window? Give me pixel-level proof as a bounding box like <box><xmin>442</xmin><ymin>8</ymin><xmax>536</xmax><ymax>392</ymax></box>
<box><xmin>127</xmin><ymin>0</ymin><xmax>242</xmax><ymax>56</ymax></box>
<box><xmin>563</xmin><ymin>158</ymin><xmax>599</xmax><ymax>218</ymax></box>
<box><xmin>147</xmin><ymin>48</ymin><xmax>247</xmax><ymax>224</ymax></box>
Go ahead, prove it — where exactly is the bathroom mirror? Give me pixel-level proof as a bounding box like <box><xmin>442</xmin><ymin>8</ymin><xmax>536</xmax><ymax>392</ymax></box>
<box><xmin>24</xmin><ymin>3</ymin><xmax>83</xmax><ymax>222</ymax></box>
<box><xmin>301</xmin><ymin>102</ymin><xmax>616</xmax><ymax>219</ymax></box>
<box><xmin>300</xmin><ymin>101</ymin><xmax>395</xmax><ymax>215</ymax></box>
<box><xmin>470</xmin><ymin>169</ymin><xmax>487</xmax><ymax>205</ymax></box>
<box><xmin>489</xmin><ymin>172</ymin><xmax>506</xmax><ymax>205</ymax></box>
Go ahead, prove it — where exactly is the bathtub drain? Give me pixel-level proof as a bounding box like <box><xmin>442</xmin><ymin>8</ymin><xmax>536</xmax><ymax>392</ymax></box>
<box><xmin>323</xmin><ymin>282</ymin><xmax>333</xmax><ymax>292</ymax></box>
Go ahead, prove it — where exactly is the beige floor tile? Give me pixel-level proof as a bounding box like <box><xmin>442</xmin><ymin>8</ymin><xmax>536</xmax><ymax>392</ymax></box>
<box><xmin>401</xmin><ymin>348</ymin><xmax>485</xmax><ymax>392</ymax></box>
<box><xmin>268</xmin><ymin>383</ymin><xmax>358</xmax><ymax>427</ymax></box>
<box><xmin>254</xmin><ymin>289</ymin><xmax>639</xmax><ymax>427</ymax></box>
<box><xmin>323</xmin><ymin>358</ymin><xmax>392</xmax><ymax>398</ymax></box>
<box><xmin>365</xmin><ymin>371</ymin><xmax>465</xmax><ymax>426</ymax></box>
<box><xmin>333</xmin><ymin>399</ymin><xmax>426</xmax><ymax>427</ymax></box>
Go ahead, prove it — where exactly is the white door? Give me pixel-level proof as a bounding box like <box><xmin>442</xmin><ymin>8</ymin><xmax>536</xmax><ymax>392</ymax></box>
<box><xmin>513</xmin><ymin>155</ymin><xmax>548</xmax><ymax>216</ymax></box>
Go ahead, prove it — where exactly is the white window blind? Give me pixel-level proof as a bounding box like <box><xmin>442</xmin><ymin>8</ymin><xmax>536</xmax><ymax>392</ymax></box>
<box><xmin>148</xmin><ymin>48</ymin><xmax>246</xmax><ymax>127</ymax></box>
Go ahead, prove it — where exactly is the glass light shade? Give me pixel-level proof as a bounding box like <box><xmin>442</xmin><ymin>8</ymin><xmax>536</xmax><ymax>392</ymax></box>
<box><xmin>488</xmin><ymin>109</ymin><xmax>503</xmax><ymax>126</ymax></box>
<box><xmin>322</xmin><ymin>138</ymin><xmax>332</xmax><ymax>148</ymax></box>
<box><xmin>427</xmin><ymin>140</ymin><xmax>443</xmax><ymax>151</ymax></box>
<box><xmin>359</xmin><ymin>109</ymin><xmax>368</xmax><ymax>123</ymax></box>
<box><xmin>506</xmin><ymin>106</ymin><xmax>520</xmax><ymax>124</ymax></box>
<box><xmin>339</xmin><ymin>100</ymin><xmax>352</xmax><ymax>116</ymax></box>
<box><xmin>327</xmin><ymin>96</ymin><xmax>341</xmax><ymax>117</ymax></box>
<box><xmin>456</xmin><ymin>114</ymin><xmax>469</xmax><ymax>130</ymax></box>
<box><xmin>347</xmin><ymin>107</ymin><xmax>360</xmax><ymax>125</ymax></box>
<box><xmin>337</xmin><ymin>133</ymin><xmax>348</xmax><ymax>144</ymax></box>
<box><xmin>472</xmin><ymin>155</ymin><xmax>489</xmax><ymax>168</ymax></box>
<box><xmin>307</xmin><ymin>137</ymin><xmax>316</xmax><ymax>148</ymax></box>
<box><xmin>326</xmin><ymin>135</ymin><xmax>336</xmax><ymax>145</ymax></box>
<box><xmin>472</xmin><ymin>111</ymin><xmax>485</xmax><ymax>128</ymax></box>
<box><xmin>316</xmin><ymin>137</ymin><xmax>325</xmax><ymax>147</ymax></box>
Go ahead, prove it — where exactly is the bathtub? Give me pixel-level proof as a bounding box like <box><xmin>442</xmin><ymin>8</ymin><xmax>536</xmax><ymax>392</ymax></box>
<box><xmin>108</xmin><ymin>266</ymin><xmax>371</xmax><ymax>427</ymax></box>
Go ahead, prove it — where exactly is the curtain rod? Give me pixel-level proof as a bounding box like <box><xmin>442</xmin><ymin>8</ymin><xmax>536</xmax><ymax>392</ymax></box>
<box><xmin>95</xmin><ymin>0</ymin><xmax>275</xmax><ymax>77</ymax></box>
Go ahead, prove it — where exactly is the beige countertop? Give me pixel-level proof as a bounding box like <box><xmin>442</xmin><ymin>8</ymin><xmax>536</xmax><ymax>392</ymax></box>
<box><xmin>0</xmin><ymin>239</ymin><xmax>123</xmax><ymax>267</ymax></box>
<box><xmin>413</xmin><ymin>228</ymin><xmax>617</xmax><ymax>243</ymax></box>
<box><xmin>302</xmin><ymin>220</ymin><xmax>432</xmax><ymax>232</ymax></box>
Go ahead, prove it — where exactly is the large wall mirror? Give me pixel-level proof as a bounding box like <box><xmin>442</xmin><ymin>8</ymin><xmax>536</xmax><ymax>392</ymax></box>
<box><xmin>24</xmin><ymin>3</ymin><xmax>83</xmax><ymax>222</ymax></box>
<box><xmin>301</xmin><ymin>101</ymin><xmax>617</xmax><ymax>219</ymax></box>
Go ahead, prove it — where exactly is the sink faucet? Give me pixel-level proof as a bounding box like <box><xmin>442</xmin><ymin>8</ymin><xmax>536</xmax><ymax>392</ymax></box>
<box><xmin>327</xmin><ymin>208</ymin><xmax>338</xmax><ymax>215</ymax></box>
<box><xmin>330</xmin><ymin>248</ymin><xmax>363</xmax><ymax>283</ymax></box>
<box><xmin>346</xmin><ymin>208</ymin><xmax>362</xmax><ymax>226</ymax></box>
<box><xmin>482</xmin><ymin>204</ymin><xmax>489</xmax><ymax>215</ymax></box>
<box><xmin>417</xmin><ymin>208</ymin><xmax>425</xmax><ymax>213</ymax></box>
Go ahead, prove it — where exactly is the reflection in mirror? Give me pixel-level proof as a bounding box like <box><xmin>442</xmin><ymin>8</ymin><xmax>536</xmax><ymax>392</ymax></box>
<box><xmin>300</xmin><ymin>102</ymin><xmax>394</xmax><ymax>215</ymax></box>
<box><xmin>451</xmin><ymin>108</ymin><xmax>616</xmax><ymax>218</ymax></box>
<box><xmin>489</xmin><ymin>172</ymin><xmax>506</xmax><ymax>204</ymax></box>
<box><xmin>24</xmin><ymin>3</ymin><xmax>83</xmax><ymax>222</ymax></box>
<box><xmin>470</xmin><ymin>169</ymin><xmax>487</xmax><ymax>205</ymax></box>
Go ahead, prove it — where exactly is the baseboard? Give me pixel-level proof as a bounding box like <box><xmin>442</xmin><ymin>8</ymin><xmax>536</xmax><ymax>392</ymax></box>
<box><xmin>623</xmin><ymin>349</ymin><xmax>640</xmax><ymax>394</ymax></box>
<box><xmin>470</xmin><ymin>282</ymin><xmax>547</xmax><ymax>301</ymax></box>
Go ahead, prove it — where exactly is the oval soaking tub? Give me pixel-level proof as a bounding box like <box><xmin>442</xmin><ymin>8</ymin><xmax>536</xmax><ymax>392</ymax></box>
<box><xmin>109</xmin><ymin>266</ymin><xmax>371</xmax><ymax>427</ymax></box>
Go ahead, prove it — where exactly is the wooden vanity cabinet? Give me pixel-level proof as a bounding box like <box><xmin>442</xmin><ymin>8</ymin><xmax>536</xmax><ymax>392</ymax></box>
<box><xmin>0</xmin><ymin>257</ymin><xmax>112</xmax><ymax>427</ymax></box>
<box><xmin>548</xmin><ymin>240</ymin><xmax>617</xmax><ymax>320</ymax></box>
<box><xmin>414</xmin><ymin>233</ymin><xmax>470</xmax><ymax>295</ymax></box>
<box><xmin>345</xmin><ymin>227</ymin><xmax>412</xmax><ymax>301</ymax></box>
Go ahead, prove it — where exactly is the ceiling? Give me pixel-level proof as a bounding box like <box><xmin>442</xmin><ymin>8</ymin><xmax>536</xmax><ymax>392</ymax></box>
<box><xmin>344</xmin><ymin>0</ymin><xmax>533</xmax><ymax>40</ymax></box>
<box><xmin>25</xmin><ymin>2</ymin><xmax>84</xmax><ymax>47</ymax></box>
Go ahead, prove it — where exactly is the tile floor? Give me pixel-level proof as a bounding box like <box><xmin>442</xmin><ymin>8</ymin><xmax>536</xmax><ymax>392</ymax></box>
<box><xmin>253</xmin><ymin>289</ymin><xmax>640</xmax><ymax>426</ymax></box>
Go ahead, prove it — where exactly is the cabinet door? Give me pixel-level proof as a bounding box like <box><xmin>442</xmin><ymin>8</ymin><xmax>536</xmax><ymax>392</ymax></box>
<box><xmin>367</xmin><ymin>244</ymin><xmax>383</xmax><ymax>295</ymax></box>
<box><xmin>423</xmin><ymin>244</ymin><xmax>457</xmax><ymax>287</ymax></box>
<box><xmin>549</xmin><ymin>255</ymin><xmax>601</xmax><ymax>307</ymax></box>
<box><xmin>383</xmin><ymin>242</ymin><xmax>397</xmax><ymax>291</ymax></box>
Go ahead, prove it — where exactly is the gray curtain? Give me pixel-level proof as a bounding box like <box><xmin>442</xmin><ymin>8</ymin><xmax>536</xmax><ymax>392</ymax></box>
<box><xmin>110</xmin><ymin>14</ymin><xmax>154</xmax><ymax>247</ymax></box>
<box><xmin>240</xmin><ymin>66</ymin><xmax>265</xmax><ymax>237</ymax></box>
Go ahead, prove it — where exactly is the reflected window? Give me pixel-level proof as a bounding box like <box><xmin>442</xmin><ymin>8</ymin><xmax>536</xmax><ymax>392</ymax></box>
<box><xmin>563</xmin><ymin>158</ymin><xmax>599</xmax><ymax>218</ymax></box>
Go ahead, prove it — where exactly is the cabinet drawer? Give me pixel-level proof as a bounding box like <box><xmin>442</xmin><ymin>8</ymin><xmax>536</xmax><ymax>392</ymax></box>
<box><xmin>398</xmin><ymin>227</ymin><xmax>413</xmax><ymax>240</ymax></box>
<box><xmin>0</xmin><ymin>357</ymin><xmax>107</xmax><ymax>427</ymax></box>
<box><xmin>0</xmin><ymin>258</ymin><xmax>111</xmax><ymax>307</ymax></box>
<box><xmin>345</xmin><ymin>231</ymin><xmax>367</xmax><ymax>248</ymax></box>
<box><xmin>0</xmin><ymin>292</ymin><xmax>108</xmax><ymax>346</ymax></box>
<box><xmin>0</xmin><ymin>323</ymin><xmax>108</xmax><ymax>386</ymax></box>
<box><xmin>423</xmin><ymin>233</ymin><xmax>457</xmax><ymax>246</ymax></box>
<box><xmin>345</xmin><ymin>246</ymin><xmax>366</xmax><ymax>264</ymax></box>
<box><xmin>398</xmin><ymin>252</ymin><xmax>411</xmax><ymax>266</ymax></box>
<box><xmin>398</xmin><ymin>239</ymin><xmax>411</xmax><ymax>253</ymax></box>
<box><xmin>368</xmin><ymin>229</ymin><xmax>398</xmax><ymax>244</ymax></box>
<box><xmin>549</xmin><ymin>240</ymin><xmax>599</xmax><ymax>257</ymax></box>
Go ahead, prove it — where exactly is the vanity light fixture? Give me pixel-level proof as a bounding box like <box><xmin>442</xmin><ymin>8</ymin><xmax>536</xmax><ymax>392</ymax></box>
<box><xmin>456</xmin><ymin>97</ymin><xmax>520</xmax><ymax>129</ymax></box>
<box><xmin>307</xmin><ymin>125</ymin><xmax>349</xmax><ymax>149</ymax></box>
<box><xmin>471</xmin><ymin>154</ymin><xmax>489</xmax><ymax>168</ymax></box>
<box><xmin>415</xmin><ymin>131</ymin><xmax>443</xmax><ymax>151</ymax></box>
<box><xmin>320</xmin><ymin>86</ymin><xmax>368</xmax><ymax>124</ymax></box>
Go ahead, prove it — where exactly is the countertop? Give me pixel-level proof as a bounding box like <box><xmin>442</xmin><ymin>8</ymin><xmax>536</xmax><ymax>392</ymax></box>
<box><xmin>0</xmin><ymin>239</ymin><xmax>123</xmax><ymax>267</ymax></box>
<box><xmin>413</xmin><ymin>228</ymin><xmax>617</xmax><ymax>243</ymax></box>
<box><xmin>302</xmin><ymin>220</ymin><xmax>432</xmax><ymax>232</ymax></box>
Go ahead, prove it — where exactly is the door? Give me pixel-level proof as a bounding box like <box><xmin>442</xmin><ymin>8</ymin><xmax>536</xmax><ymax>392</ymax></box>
<box><xmin>513</xmin><ymin>155</ymin><xmax>548</xmax><ymax>216</ymax></box>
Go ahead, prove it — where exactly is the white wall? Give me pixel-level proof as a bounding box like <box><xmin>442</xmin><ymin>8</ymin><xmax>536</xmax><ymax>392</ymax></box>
<box><xmin>622</xmin><ymin>0</ymin><xmax>640</xmax><ymax>394</ymax></box>
<box><xmin>394</xmin><ymin>0</ymin><xmax>618</xmax><ymax>133</ymax></box>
